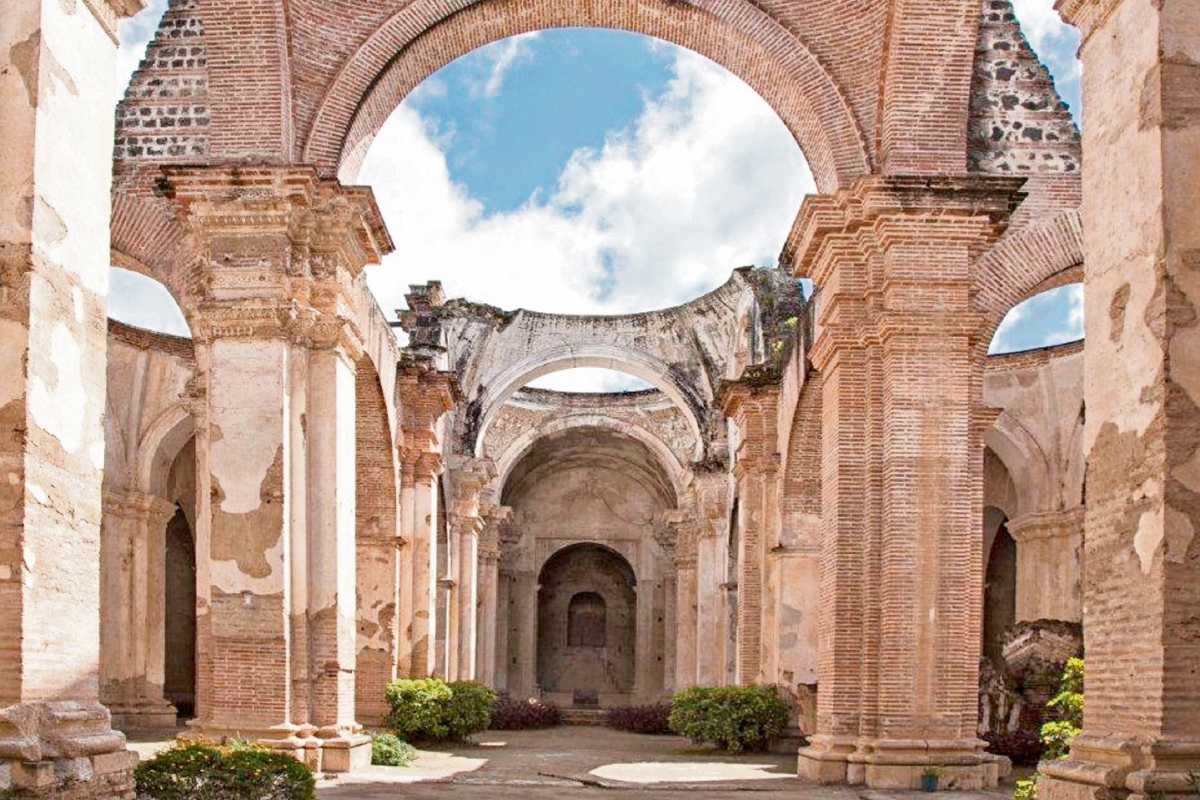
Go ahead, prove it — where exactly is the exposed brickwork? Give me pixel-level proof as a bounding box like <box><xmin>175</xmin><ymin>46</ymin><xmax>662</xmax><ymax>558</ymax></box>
<box><xmin>968</xmin><ymin>0</ymin><xmax>1080</xmax><ymax>174</ymax></box>
<box><xmin>114</xmin><ymin>0</ymin><xmax>209</xmax><ymax>162</ymax></box>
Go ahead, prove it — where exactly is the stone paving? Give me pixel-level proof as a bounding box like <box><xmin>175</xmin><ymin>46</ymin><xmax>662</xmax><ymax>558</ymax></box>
<box><xmin>313</xmin><ymin>727</ymin><xmax>1019</xmax><ymax>800</ymax></box>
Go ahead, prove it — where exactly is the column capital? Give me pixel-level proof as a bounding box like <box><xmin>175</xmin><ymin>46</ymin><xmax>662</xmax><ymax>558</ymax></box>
<box><xmin>102</xmin><ymin>489</ymin><xmax>177</xmax><ymax>526</ymax></box>
<box><xmin>1007</xmin><ymin>507</ymin><xmax>1085</xmax><ymax>543</ymax></box>
<box><xmin>163</xmin><ymin>166</ymin><xmax>392</xmax><ymax>359</ymax></box>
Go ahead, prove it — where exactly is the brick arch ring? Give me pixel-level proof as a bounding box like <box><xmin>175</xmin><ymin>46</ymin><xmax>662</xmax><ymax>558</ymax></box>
<box><xmin>302</xmin><ymin>0</ymin><xmax>871</xmax><ymax>193</ymax></box>
<box><xmin>473</xmin><ymin>347</ymin><xmax>708</xmax><ymax>462</ymax></box>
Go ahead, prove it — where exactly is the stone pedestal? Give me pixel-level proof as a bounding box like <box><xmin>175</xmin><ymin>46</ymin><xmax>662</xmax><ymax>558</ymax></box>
<box><xmin>1038</xmin><ymin>1</ymin><xmax>1200</xmax><ymax>798</ymax></box>
<box><xmin>163</xmin><ymin>166</ymin><xmax>389</xmax><ymax>772</ymax></box>
<box><xmin>0</xmin><ymin>0</ymin><xmax>146</xmax><ymax>794</ymax></box>
<box><xmin>793</xmin><ymin>176</ymin><xmax>1026</xmax><ymax>789</ymax></box>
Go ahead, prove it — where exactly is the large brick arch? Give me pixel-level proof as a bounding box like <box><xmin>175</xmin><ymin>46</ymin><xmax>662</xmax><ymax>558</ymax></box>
<box><xmin>301</xmin><ymin>0</ymin><xmax>871</xmax><ymax>192</ymax></box>
<box><xmin>974</xmin><ymin>208</ymin><xmax>1084</xmax><ymax>353</ymax></box>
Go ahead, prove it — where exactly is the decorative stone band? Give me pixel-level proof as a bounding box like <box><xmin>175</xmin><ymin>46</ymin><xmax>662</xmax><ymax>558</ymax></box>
<box><xmin>101</xmin><ymin>489</ymin><xmax>177</xmax><ymax>525</ymax></box>
<box><xmin>82</xmin><ymin>0</ymin><xmax>148</xmax><ymax>42</ymax></box>
<box><xmin>1006</xmin><ymin>507</ymin><xmax>1084</xmax><ymax>543</ymax></box>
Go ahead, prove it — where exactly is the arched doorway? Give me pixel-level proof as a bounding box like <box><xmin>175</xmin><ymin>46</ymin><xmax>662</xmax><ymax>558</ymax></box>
<box><xmin>537</xmin><ymin>544</ymin><xmax>637</xmax><ymax>705</ymax></box>
<box><xmin>163</xmin><ymin>507</ymin><xmax>197</xmax><ymax>719</ymax></box>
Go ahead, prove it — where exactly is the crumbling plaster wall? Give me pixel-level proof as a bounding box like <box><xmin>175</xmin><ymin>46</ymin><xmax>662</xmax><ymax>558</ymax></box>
<box><xmin>983</xmin><ymin>341</ymin><xmax>1086</xmax><ymax>623</ymax></box>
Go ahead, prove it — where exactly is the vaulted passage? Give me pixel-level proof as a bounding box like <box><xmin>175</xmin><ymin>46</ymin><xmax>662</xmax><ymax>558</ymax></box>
<box><xmin>538</xmin><ymin>545</ymin><xmax>637</xmax><ymax>702</ymax></box>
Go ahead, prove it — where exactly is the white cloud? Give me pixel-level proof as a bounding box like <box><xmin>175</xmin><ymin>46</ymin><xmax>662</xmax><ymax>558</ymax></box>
<box><xmin>107</xmin><ymin>267</ymin><xmax>191</xmax><ymax>337</ymax></box>
<box><xmin>115</xmin><ymin>0</ymin><xmax>168</xmax><ymax>100</ymax></box>
<box><xmin>469</xmin><ymin>32</ymin><xmax>541</xmax><ymax>99</ymax></box>
<box><xmin>527</xmin><ymin>368</ymin><xmax>653</xmax><ymax>393</ymax></box>
<box><xmin>361</xmin><ymin>46</ymin><xmax>812</xmax><ymax>319</ymax></box>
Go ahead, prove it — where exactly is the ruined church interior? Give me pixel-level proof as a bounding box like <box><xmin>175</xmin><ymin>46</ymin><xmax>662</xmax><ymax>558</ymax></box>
<box><xmin>2</xmin><ymin>0</ymin><xmax>1198</xmax><ymax>797</ymax></box>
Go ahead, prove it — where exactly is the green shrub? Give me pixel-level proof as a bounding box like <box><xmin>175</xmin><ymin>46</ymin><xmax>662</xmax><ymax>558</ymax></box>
<box><xmin>1014</xmin><ymin>777</ymin><xmax>1038</xmax><ymax>800</ymax></box>
<box><xmin>385</xmin><ymin>678</ymin><xmax>453</xmax><ymax>741</ymax></box>
<box><xmin>668</xmin><ymin>685</ymin><xmax>789</xmax><ymax>752</ymax></box>
<box><xmin>444</xmin><ymin>681</ymin><xmax>498</xmax><ymax>741</ymax></box>
<box><xmin>1040</xmin><ymin>657</ymin><xmax>1083</xmax><ymax>760</ymax></box>
<box><xmin>384</xmin><ymin>678</ymin><xmax>495</xmax><ymax>742</ymax></box>
<box><xmin>134</xmin><ymin>741</ymin><xmax>315</xmax><ymax>800</ymax></box>
<box><xmin>370</xmin><ymin>733</ymin><xmax>417</xmax><ymax>767</ymax></box>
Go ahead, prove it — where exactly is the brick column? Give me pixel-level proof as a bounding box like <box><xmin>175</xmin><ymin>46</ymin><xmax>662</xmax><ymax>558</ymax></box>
<box><xmin>1039</xmin><ymin>1</ymin><xmax>1200</xmax><ymax>797</ymax></box>
<box><xmin>165</xmin><ymin>166</ymin><xmax>389</xmax><ymax>772</ymax></box>
<box><xmin>476</xmin><ymin>505</ymin><xmax>510</xmax><ymax>688</ymax></box>
<box><xmin>1007</xmin><ymin>508</ymin><xmax>1083</xmax><ymax>623</ymax></box>
<box><xmin>0</xmin><ymin>0</ymin><xmax>145</xmax><ymax>795</ymax></box>
<box><xmin>793</xmin><ymin>177</ymin><xmax>1025</xmax><ymax>790</ymax></box>
<box><xmin>722</xmin><ymin>384</ymin><xmax>781</xmax><ymax>686</ymax></box>
<box><xmin>99</xmin><ymin>491</ymin><xmax>179</xmax><ymax>730</ymax></box>
<box><xmin>397</xmin><ymin>362</ymin><xmax>455</xmax><ymax>679</ymax></box>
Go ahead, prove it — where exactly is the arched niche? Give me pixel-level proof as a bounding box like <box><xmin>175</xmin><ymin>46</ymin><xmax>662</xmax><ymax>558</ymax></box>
<box><xmin>536</xmin><ymin>544</ymin><xmax>637</xmax><ymax>698</ymax></box>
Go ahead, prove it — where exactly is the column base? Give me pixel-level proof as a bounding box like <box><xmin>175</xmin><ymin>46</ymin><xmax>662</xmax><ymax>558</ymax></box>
<box><xmin>799</xmin><ymin>735</ymin><xmax>1006</xmax><ymax>789</ymax></box>
<box><xmin>185</xmin><ymin>721</ymin><xmax>372</xmax><ymax>773</ymax></box>
<box><xmin>0</xmin><ymin>701</ymin><xmax>136</xmax><ymax>799</ymax></box>
<box><xmin>107</xmin><ymin>702</ymin><xmax>178</xmax><ymax>732</ymax></box>
<box><xmin>1040</xmin><ymin>736</ymin><xmax>1200</xmax><ymax>800</ymax></box>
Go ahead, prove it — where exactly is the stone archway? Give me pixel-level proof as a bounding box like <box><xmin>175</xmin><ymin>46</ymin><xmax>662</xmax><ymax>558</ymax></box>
<box><xmin>537</xmin><ymin>544</ymin><xmax>637</xmax><ymax>706</ymax></box>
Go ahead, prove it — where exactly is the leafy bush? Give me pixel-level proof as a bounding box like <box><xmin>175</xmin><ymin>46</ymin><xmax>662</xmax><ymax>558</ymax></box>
<box><xmin>385</xmin><ymin>678</ymin><xmax>453</xmax><ymax>741</ymax></box>
<box><xmin>668</xmin><ymin>685</ymin><xmax>789</xmax><ymax>752</ymax></box>
<box><xmin>134</xmin><ymin>741</ymin><xmax>315</xmax><ymax>800</ymax></box>
<box><xmin>370</xmin><ymin>733</ymin><xmax>417</xmax><ymax>767</ymax></box>
<box><xmin>384</xmin><ymin>678</ymin><xmax>495</xmax><ymax>742</ymax></box>
<box><xmin>488</xmin><ymin>695</ymin><xmax>563</xmax><ymax>730</ymax></box>
<box><xmin>444</xmin><ymin>681</ymin><xmax>498</xmax><ymax>741</ymax></box>
<box><xmin>983</xmin><ymin>729</ymin><xmax>1043</xmax><ymax>766</ymax></box>
<box><xmin>1014</xmin><ymin>777</ymin><xmax>1038</xmax><ymax>800</ymax></box>
<box><xmin>1040</xmin><ymin>657</ymin><xmax>1083</xmax><ymax>760</ymax></box>
<box><xmin>607</xmin><ymin>703</ymin><xmax>673</xmax><ymax>735</ymax></box>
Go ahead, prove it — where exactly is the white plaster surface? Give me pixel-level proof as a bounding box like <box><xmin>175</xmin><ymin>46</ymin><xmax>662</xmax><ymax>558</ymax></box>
<box><xmin>28</xmin><ymin>321</ymin><xmax>86</xmax><ymax>453</ymax></box>
<box><xmin>209</xmin><ymin>339</ymin><xmax>287</xmax><ymax>514</ymax></box>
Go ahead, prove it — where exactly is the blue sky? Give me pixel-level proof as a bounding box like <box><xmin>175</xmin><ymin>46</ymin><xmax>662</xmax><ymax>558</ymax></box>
<box><xmin>110</xmin><ymin>2</ymin><xmax>1085</xmax><ymax>391</ymax></box>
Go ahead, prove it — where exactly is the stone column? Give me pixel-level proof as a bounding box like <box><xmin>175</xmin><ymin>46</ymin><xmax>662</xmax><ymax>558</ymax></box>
<box><xmin>99</xmin><ymin>491</ymin><xmax>179</xmax><ymax>730</ymax></box>
<box><xmin>1007</xmin><ymin>508</ymin><xmax>1083</xmax><ymax>623</ymax></box>
<box><xmin>397</xmin><ymin>362</ymin><xmax>456</xmax><ymax>678</ymax></box>
<box><xmin>793</xmin><ymin>177</ymin><xmax>1026</xmax><ymax>790</ymax></box>
<box><xmin>721</xmin><ymin>384</ymin><xmax>781</xmax><ymax>686</ymax></box>
<box><xmin>1039</xmin><ymin>1</ymin><xmax>1200</xmax><ymax>798</ymax></box>
<box><xmin>446</xmin><ymin>458</ymin><xmax>496</xmax><ymax>682</ymax></box>
<box><xmin>165</xmin><ymin>166</ymin><xmax>390</xmax><ymax>772</ymax></box>
<box><xmin>691</xmin><ymin>472</ymin><xmax>732</xmax><ymax>687</ymax></box>
<box><xmin>656</xmin><ymin>516</ymin><xmax>680</xmax><ymax>695</ymax></box>
<box><xmin>409</xmin><ymin>453</ymin><xmax>442</xmax><ymax>678</ymax></box>
<box><xmin>476</xmin><ymin>505</ymin><xmax>510</xmax><ymax>688</ymax></box>
<box><xmin>0</xmin><ymin>0</ymin><xmax>145</xmax><ymax>795</ymax></box>
<box><xmin>673</xmin><ymin>525</ymin><xmax>699</xmax><ymax>690</ymax></box>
